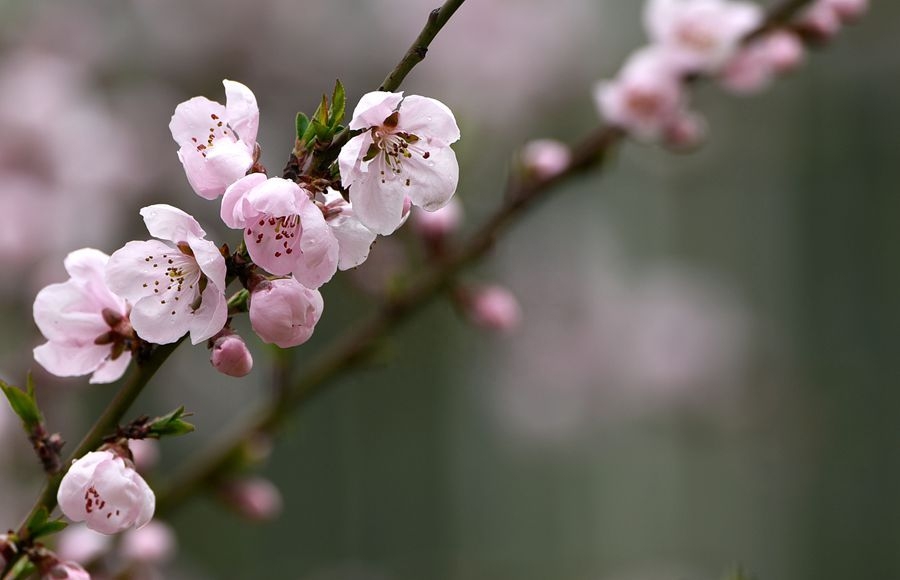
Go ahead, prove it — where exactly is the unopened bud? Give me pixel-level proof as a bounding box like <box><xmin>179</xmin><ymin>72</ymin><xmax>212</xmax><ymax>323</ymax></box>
<box><xmin>210</xmin><ymin>332</ymin><xmax>253</xmax><ymax>377</ymax></box>
<box><xmin>520</xmin><ymin>139</ymin><xmax>571</xmax><ymax>180</ymax></box>
<box><xmin>56</xmin><ymin>525</ymin><xmax>111</xmax><ymax>565</ymax></box>
<box><xmin>412</xmin><ymin>198</ymin><xmax>463</xmax><ymax>242</ymax></box>
<box><xmin>129</xmin><ymin>438</ymin><xmax>160</xmax><ymax>473</ymax></box>
<box><xmin>830</xmin><ymin>0</ymin><xmax>868</xmax><ymax>22</ymax></box>
<box><xmin>663</xmin><ymin>112</ymin><xmax>707</xmax><ymax>152</ymax></box>
<box><xmin>766</xmin><ymin>31</ymin><xmax>805</xmax><ymax>74</ymax></box>
<box><xmin>800</xmin><ymin>3</ymin><xmax>842</xmax><ymax>39</ymax></box>
<box><xmin>463</xmin><ymin>285</ymin><xmax>522</xmax><ymax>333</ymax></box>
<box><xmin>249</xmin><ymin>278</ymin><xmax>323</xmax><ymax>348</ymax></box>
<box><xmin>121</xmin><ymin>520</ymin><xmax>176</xmax><ymax>565</ymax></box>
<box><xmin>221</xmin><ymin>477</ymin><xmax>283</xmax><ymax>522</ymax></box>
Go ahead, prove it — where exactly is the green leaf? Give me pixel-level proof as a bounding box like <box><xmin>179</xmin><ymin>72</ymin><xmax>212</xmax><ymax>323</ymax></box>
<box><xmin>295</xmin><ymin>112</ymin><xmax>310</xmax><ymax>141</ymax></box>
<box><xmin>329</xmin><ymin>79</ymin><xmax>346</xmax><ymax>130</ymax></box>
<box><xmin>0</xmin><ymin>379</ymin><xmax>42</xmax><ymax>429</ymax></box>
<box><xmin>314</xmin><ymin>94</ymin><xmax>329</xmax><ymax>126</ymax></box>
<box><xmin>23</xmin><ymin>506</ymin><xmax>66</xmax><ymax>539</ymax></box>
<box><xmin>147</xmin><ymin>406</ymin><xmax>196</xmax><ymax>439</ymax></box>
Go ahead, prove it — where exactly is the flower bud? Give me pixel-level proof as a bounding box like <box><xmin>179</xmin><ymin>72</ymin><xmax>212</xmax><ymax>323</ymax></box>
<box><xmin>57</xmin><ymin>450</ymin><xmax>155</xmax><ymax>535</ymax></box>
<box><xmin>249</xmin><ymin>278</ymin><xmax>324</xmax><ymax>348</ymax></box>
<box><xmin>412</xmin><ymin>198</ymin><xmax>463</xmax><ymax>242</ymax></box>
<box><xmin>221</xmin><ymin>477</ymin><xmax>283</xmax><ymax>522</ymax></box>
<box><xmin>121</xmin><ymin>520</ymin><xmax>176</xmax><ymax>565</ymax></box>
<box><xmin>56</xmin><ymin>525</ymin><xmax>111</xmax><ymax>564</ymax></box>
<box><xmin>800</xmin><ymin>3</ymin><xmax>842</xmax><ymax>39</ymax></box>
<box><xmin>42</xmin><ymin>561</ymin><xmax>90</xmax><ymax>580</ymax></box>
<box><xmin>210</xmin><ymin>332</ymin><xmax>253</xmax><ymax>377</ymax></box>
<box><xmin>766</xmin><ymin>31</ymin><xmax>805</xmax><ymax>74</ymax></box>
<box><xmin>129</xmin><ymin>438</ymin><xmax>159</xmax><ymax>473</ymax></box>
<box><xmin>520</xmin><ymin>139</ymin><xmax>571</xmax><ymax>180</ymax></box>
<box><xmin>663</xmin><ymin>112</ymin><xmax>707</xmax><ymax>152</ymax></box>
<box><xmin>829</xmin><ymin>0</ymin><xmax>868</xmax><ymax>22</ymax></box>
<box><xmin>463</xmin><ymin>285</ymin><xmax>522</xmax><ymax>333</ymax></box>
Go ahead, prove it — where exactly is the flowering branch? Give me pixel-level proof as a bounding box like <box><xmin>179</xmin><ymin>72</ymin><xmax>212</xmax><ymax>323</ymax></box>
<box><xmin>155</xmin><ymin>0</ymin><xmax>822</xmax><ymax>515</ymax></box>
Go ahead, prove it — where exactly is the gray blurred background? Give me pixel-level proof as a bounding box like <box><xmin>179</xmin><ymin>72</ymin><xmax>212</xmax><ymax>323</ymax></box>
<box><xmin>0</xmin><ymin>0</ymin><xmax>897</xmax><ymax>579</ymax></box>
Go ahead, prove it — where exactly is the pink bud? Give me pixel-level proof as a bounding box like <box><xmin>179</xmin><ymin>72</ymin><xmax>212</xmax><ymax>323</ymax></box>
<box><xmin>800</xmin><ymin>3</ymin><xmax>842</xmax><ymax>39</ymax></box>
<box><xmin>56</xmin><ymin>525</ymin><xmax>111</xmax><ymax>564</ymax></box>
<box><xmin>221</xmin><ymin>477</ymin><xmax>283</xmax><ymax>522</ymax></box>
<box><xmin>520</xmin><ymin>139</ymin><xmax>571</xmax><ymax>180</ymax></box>
<box><xmin>249</xmin><ymin>278</ymin><xmax>324</xmax><ymax>348</ymax></box>
<box><xmin>766</xmin><ymin>31</ymin><xmax>805</xmax><ymax>73</ymax></box>
<box><xmin>210</xmin><ymin>332</ymin><xmax>253</xmax><ymax>377</ymax></box>
<box><xmin>663</xmin><ymin>112</ymin><xmax>707</xmax><ymax>151</ymax></box>
<box><xmin>412</xmin><ymin>198</ymin><xmax>463</xmax><ymax>241</ymax></box>
<box><xmin>828</xmin><ymin>0</ymin><xmax>868</xmax><ymax>22</ymax></box>
<box><xmin>128</xmin><ymin>439</ymin><xmax>159</xmax><ymax>473</ymax></box>
<box><xmin>42</xmin><ymin>561</ymin><xmax>90</xmax><ymax>580</ymax></box>
<box><xmin>464</xmin><ymin>285</ymin><xmax>522</xmax><ymax>333</ymax></box>
<box><xmin>121</xmin><ymin>520</ymin><xmax>176</xmax><ymax>564</ymax></box>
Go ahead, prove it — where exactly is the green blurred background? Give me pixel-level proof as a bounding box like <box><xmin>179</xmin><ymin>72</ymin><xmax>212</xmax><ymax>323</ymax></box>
<box><xmin>0</xmin><ymin>0</ymin><xmax>897</xmax><ymax>578</ymax></box>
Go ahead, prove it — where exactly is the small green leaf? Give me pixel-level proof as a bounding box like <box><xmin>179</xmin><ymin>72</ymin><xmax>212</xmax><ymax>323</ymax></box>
<box><xmin>26</xmin><ymin>506</ymin><xmax>49</xmax><ymax>532</ymax></box>
<box><xmin>1</xmin><ymin>379</ymin><xmax>42</xmax><ymax>429</ymax></box>
<box><xmin>329</xmin><ymin>79</ymin><xmax>346</xmax><ymax>130</ymax></box>
<box><xmin>30</xmin><ymin>519</ymin><xmax>68</xmax><ymax>539</ymax></box>
<box><xmin>147</xmin><ymin>406</ymin><xmax>196</xmax><ymax>439</ymax></box>
<box><xmin>311</xmin><ymin>119</ymin><xmax>331</xmax><ymax>142</ymax></box>
<box><xmin>295</xmin><ymin>112</ymin><xmax>310</xmax><ymax>141</ymax></box>
<box><xmin>314</xmin><ymin>94</ymin><xmax>329</xmax><ymax>126</ymax></box>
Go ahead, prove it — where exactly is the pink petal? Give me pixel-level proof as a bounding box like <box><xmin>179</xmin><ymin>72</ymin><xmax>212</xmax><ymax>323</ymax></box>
<box><xmin>291</xmin><ymin>201</ymin><xmax>339</xmax><ymax>288</ymax></box>
<box><xmin>337</xmin><ymin>132</ymin><xmax>372</xmax><ymax>187</ymax></box>
<box><xmin>105</xmin><ymin>240</ymin><xmax>178</xmax><ymax>303</ymax></box>
<box><xmin>402</xmin><ymin>145</ymin><xmax>459</xmax><ymax>212</ymax></box>
<box><xmin>88</xmin><ymin>351</ymin><xmax>132</xmax><ymax>384</ymax></box>
<box><xmin>221</xmin><ymin>173</ymin><xmax>268</xmax><ymax>228</ymax></box>
<box><xmin>188</xmin><ymin>284</ymin><xmax>228</xmax><ymax>344</ymax></box>
<box><xmin>34</xmin><ymin>342</ymin><xmax>112</xmax><ymax>379</ymax></box>
<box><xmin>129</xmin><ymin>291</ymin><xmax>195</xmax><ymax>345</ymax></box>
<box><xmin>187</xmin><ymin>237</ymin><xmax>227</xmax><ymax>296</ymax></box>
<box><xmin>169</xmin><ymin>96</ymin><xmax>226</xmax><ymax>148</ymax></box>
<box><xmin>348</xmin><ymin>163</ymin><xmax>409</xmax><ymax>235</ymax></box>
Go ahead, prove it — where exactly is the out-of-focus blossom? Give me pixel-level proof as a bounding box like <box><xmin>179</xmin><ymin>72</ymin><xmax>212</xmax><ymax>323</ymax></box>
<box><xmin>41</xmin><ymin>561</ymin><xmax>90</xmax><ymax>580</ymax></box>
<box><xmin>644</xmin><ymin>0</ymin><xmax>763</xmax><ymax>73</ymax></box>
<box><xmin>58</xmin><ymin>450</ymin><xmax>155</xmax><ymax>535</ymax></box>
<box><xmin>827</xmin><ymin>0</ymin><xmax>869</xmax><ymax>22</ymax></box>
<box><xmin>121</xmin><ymin>520</ymin><xmax>177</xmax><ymax>564</ymax></box>
<box><xmin>662</xmin><ymin>111</ymin><xmax>708</xmax><ymax>151</ymax></box>
<box><xmin>249</xmin><ymin>278</ymin><xmax>323</xmax><ymax>348</ymax></box>
<box><xmin>210</xmin><ymin>331</ymin><xmax>254</xmax><ymax>378</ymax></box>
<box><xmin>221</xmin><ymin>175</ymin><xmax>339</xmax><ymax>288</ymax></box>
<box><xmin>520</xmin><ymin>139</ymin><xmax>571</xmax><ymax>180</ymax></box>
<box><xmin>129</xmin><ymin>439</ymin><xmax>160</xmax><ymax>474</ymax></box>
<box><xmin>56</xmin><ymin>525</ymin><xmax>112</xmax><ymax>565</ymax></box>
<box><xmin>412</xmin><ymin>198</ymin><xmax>463</xmax><ymax>243</ymax></box>
<box><xmin>33</xmin><ymin>249</ymin><xmax>132</xmax><ymax>384</ymax></box>
<box><xmin>339</xmin><ymin>91</ymin><xmax>460</xmax><ymax>235</ymax></box>
<box><xmin>799</xmin><ymin>1</ymin><xmax>843</xmax><ymax>38</ymax></box>
<box><xmin>720</xmin><ymin>31</ymin><xmax>805</xmax><ymax>95</ymax></box>
<box><xmin>169</xmin><ymin>80</ymin><xmax>259</xmax><ymax>200</ymax></box>
<box><xmin>320</xmin><ymin>189</ymin><xmax>377</xmax><ymax>271</ymax></box>
<box><xmin>221</xmin><ymin>477</ymin><xmax>283</xmax><ymax>521</ymax></box>
<box><xmin>594</xmin><ymin>47</ymin><xmax>687</xmax><ymax>141</ymax></box>
<box><xmin>106</xmin><ymin>205</ymin><xmax>227</xmax><ymax>345</ymax></box>
<box><xmin>463</xmin><ymin>285</ymin><xmax>522</xmax><ymax>334</ymax></box>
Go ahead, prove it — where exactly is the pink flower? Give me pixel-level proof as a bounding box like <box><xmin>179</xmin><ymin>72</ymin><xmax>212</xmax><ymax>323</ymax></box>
<box><xmin>169</xmin><ymin>80</ymin><xmax>259</xmax><ymax>200</ymax></box>
<box><xmin>644</xmin><ymin>0</ymin><xmax>763</xmax><ymax>74</ymax></box>
<box><xmin>520</xmin><ymin>139</ymin><xmax>571</xmax><ymax>180</ymax></box>
<box><xmin>338</xmin><ymin>91</ymin><xmax>460</xmax><ymax>235</ymax></box>
<box><xmin>33</xmin><ymin>248</ymin><xmax>132</xmax><ymax>384</ymax></box>
<box><xmin>320</xmin><ymin>189</ymin><xmax>377</xmax><ymax>271</ymax></box>
<box><xmin>121</xmin><ymin>520</ymin><xmax>176</xmax><ymax>564</ymax></box>
<box><xmin>720</xmin><ymin>31</ymin><xmax>805</xmax><ymax>95</ymax></box>
<box><xmin>42</xmin><ymin>561</ymin><xmax>90</xmax><ymax>580</ymax></box>
<box><xmin>464</xmin><ymin>285</ymin><xmax>522</xmax><ymax>333</ymax></box>
<box><xmin>106</xmin><ymin>205</ymin><xmax>227</xmax><ymax>345</ymax></box>
<box><xmin>221</xmin><ymin>175</ymin><xmax>338</xmax><ymax>288</ymax></box>
<box><xmin>594</xmin><ymin>47</ymin><xmax>687</xmax><ymax>141</ymax></box>
<box><xmin>57</xmin><ymin>450</ymin><xmax>155</xmax><ymax>535</ymax></box>
<box><xmin>249</xmin><ymin>277</ymin><xmax>323</xmax><ymax>348</ymax></box>
<box><xmin>412</xmin><ymin>197</ymin><xmax>463</xmax><ymax>242</ymax></box>
<box><xmin>210</xmin><ymin>331</ymin><xmax>253</xmax><ymax>377</ymax></box>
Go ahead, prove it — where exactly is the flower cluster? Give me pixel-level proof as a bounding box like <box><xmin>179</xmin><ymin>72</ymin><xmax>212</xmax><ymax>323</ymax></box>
<box><xmin>594</xmin><ymin>0</ymin><xmax>867</xmax><ymax>146</ymax></box>
<box><xmin>31</xmin><ymin>80</ymin><xmax>461</xmax><ymax>382</ymax></box>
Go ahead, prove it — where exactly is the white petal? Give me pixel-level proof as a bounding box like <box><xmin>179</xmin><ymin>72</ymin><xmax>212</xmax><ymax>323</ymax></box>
<box><xmin>34</xmin><ymin>342</ymin><xmax>110</xmax><ymax>379</ymax></box>
<box><xmin>328</xmin><ymin>207</ymin><xmax>377</xmax><ymax>270</ymax></box>
<box><xmin>398</xmin><ymin>95</ymin><xmax>460</xmax><ymax>146</ymax></box>
<box><xmin>348</xmin><ymin>157</ymin><xmax>409</xmax><ymax>236</ymax></box>
<box><xmin>105</xmin><ymin>240</ymin><xmax>177</xmax><ymax>303</ymax></box>
<box><xmin>188</xmin><ymin>284</ymin><xmax>228</xmax><ymax>344</ymax></box>
<box><xmin>187</xmin><ymin>237</ymin><xmax>227</xmax><ymax>296</ymax></box>
<box><xmin>337</xmin><ymin>133</ymin><xmax>372</xmax><ymax>187</ymax></box>
<box><xmin>140</xmin><ymin>205</ymin><xmax>206</xmax><ymax>243</ymax></box>
<box><xmin>169</xmin><ymin>96</ymin><xmax>226</xmax><ymax>148</ymax></box>
<box><xmin>348</xmin><ymin>91</ymin><xmax>404</xmax><ymax>130</ymax></box>
<box><xmin>223</xmin><ymin>79</ymin><xmax>259</xmax><ymax>146</ymax></box>
<box><xmin>402</xmin><ymin>146</ymin><xmax>459</xmax><ymax>211</ymax></box>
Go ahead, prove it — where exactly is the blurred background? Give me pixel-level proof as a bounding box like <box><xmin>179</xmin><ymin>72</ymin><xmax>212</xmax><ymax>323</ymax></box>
<box><xmin>0</xmin><ymin>0</ymin><xmax>897</xmax><ymax>578</ymax></box>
